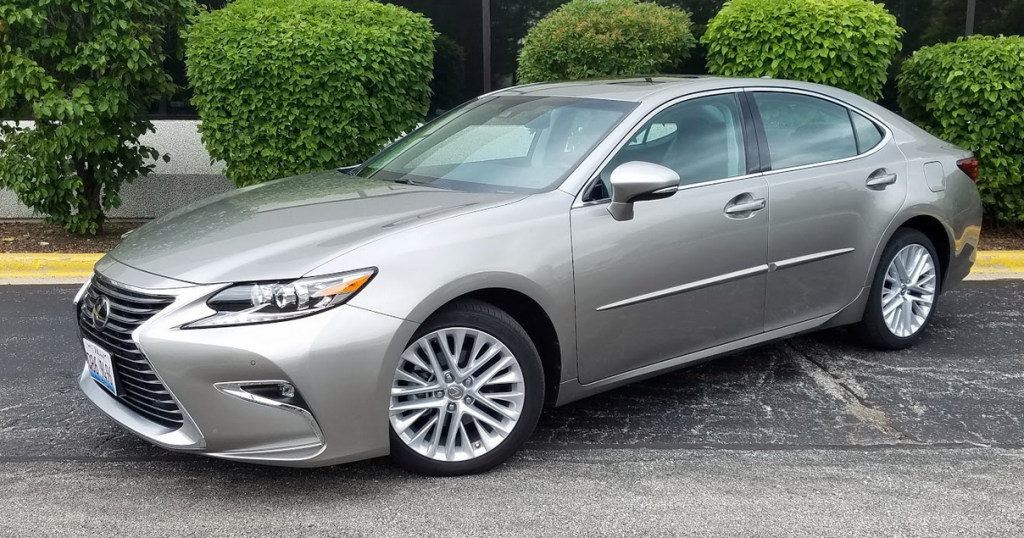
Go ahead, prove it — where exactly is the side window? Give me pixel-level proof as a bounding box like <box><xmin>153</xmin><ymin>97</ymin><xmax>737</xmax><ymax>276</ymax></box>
<box><xmin>752</xmin><ymin>92</ymin><xmax>858</xmax><ymax>169</ymax></box>
<box><xmin>851</xmin><ymin>112</ymin><xmax>884</xmax><ymax>154</ymax></box>
<box><xmin>588</xmin><ymin>93</ymin><xmax>747</xmax><ymax>200</ymax></box>
<box><xmin>628</xmin><ymin>123</ymin><xmax>678</xmax><ymax>146</ymax></box>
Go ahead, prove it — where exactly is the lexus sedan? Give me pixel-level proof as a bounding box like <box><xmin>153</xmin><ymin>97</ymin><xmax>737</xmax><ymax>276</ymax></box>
<box><xmin>75</xmin><ymin>77</ymin><xmax>982</xmax><ymax>475</ymax></box>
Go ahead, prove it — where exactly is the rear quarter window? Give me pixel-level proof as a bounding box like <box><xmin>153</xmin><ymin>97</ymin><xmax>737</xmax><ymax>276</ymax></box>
<box><xmin>851</xmin><ymin>112</ymin><xmax>884</xmax><ymax>154</ymax></box>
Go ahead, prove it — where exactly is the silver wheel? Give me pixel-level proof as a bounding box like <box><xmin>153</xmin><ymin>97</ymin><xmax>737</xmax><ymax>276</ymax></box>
<box><xmin>389</xmin><ymin>327</ymin><xmax>526</xmax><ymax>462</ymax></box>
<box><xmin>882</xmin><ymin>244</ymin><xmax>937</xmax><ymax>338</ymax></box>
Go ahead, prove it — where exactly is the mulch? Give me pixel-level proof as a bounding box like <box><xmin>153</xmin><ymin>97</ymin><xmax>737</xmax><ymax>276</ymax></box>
<box><xmin>1</xmin><ymin>221</ymin><xmax>142</xmax><ymax>254</ymax></box>
<box><xmin>2</xmin><ymin>219</ymin><xmax>1024</xmax><ymax>254</ymax></box>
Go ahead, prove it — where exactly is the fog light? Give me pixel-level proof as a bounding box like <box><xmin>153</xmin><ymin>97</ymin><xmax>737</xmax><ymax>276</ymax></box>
<box><xmin>279</xmin><ymin>382</ymin><xmax>295</xmax><ymax>399</ymax></box>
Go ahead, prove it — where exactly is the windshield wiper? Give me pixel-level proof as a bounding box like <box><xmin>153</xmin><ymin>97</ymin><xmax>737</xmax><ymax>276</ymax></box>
<box><xmin>382</xmin><ymin>178</ymin><xmax>448</xmax><ymax>189</ymax></box>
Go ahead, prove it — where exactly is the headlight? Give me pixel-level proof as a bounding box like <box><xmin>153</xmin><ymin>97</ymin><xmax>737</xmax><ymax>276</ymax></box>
<box><xmin>183</xmin><ymin>268</ymin><xmax>376</xmax><ymax>329</ymax></box>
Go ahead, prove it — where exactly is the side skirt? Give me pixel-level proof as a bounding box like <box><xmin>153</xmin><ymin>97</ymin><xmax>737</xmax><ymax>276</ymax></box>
<box><xmin>554</xmin><ymin>312</ymin><xmax>836</xmax><ymax>407</ymax></box>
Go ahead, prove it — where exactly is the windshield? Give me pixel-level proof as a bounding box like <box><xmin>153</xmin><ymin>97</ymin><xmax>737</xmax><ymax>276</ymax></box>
<box><xmin>355</xmin><ymin>95</ymin><xmax>636</xmax><ymax>193</ymax></box>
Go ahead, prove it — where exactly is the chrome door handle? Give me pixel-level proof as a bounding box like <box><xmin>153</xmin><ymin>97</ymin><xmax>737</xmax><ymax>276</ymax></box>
<box><xmin>866</xmin><ymin>173</ymin><xmax>897</xmax><ymax>189</ymax></box>
<box><xmin>725</xmin><ymin>198</ymin><xmax>766</xmax><ymax>215</ymax></box>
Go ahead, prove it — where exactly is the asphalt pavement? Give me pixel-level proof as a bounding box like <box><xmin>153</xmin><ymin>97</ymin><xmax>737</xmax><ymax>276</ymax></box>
<box><xmin>2</xmin><ymin>282</ymin><xmax>1023</xmax><ymax>537</ymax></box>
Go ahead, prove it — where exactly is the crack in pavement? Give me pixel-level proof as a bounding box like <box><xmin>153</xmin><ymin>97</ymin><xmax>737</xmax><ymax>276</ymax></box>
<box><xmin>785</xmin><ymin>341</ymin><xmax>922</xmax><ymax>444</ymax></box>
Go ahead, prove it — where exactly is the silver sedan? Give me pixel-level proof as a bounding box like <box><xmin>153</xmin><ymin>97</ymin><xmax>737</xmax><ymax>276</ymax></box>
<box><xmin>74</xmin><ymin>77</ymin><xmax>983</xmax><ymax>475</ymax></box>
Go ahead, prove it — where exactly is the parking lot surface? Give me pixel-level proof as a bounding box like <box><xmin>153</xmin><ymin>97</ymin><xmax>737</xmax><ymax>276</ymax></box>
<box><xmin>2</xmin><ymin>282</ymin><xmax>1023</xmax><ymax>536</ymax></box>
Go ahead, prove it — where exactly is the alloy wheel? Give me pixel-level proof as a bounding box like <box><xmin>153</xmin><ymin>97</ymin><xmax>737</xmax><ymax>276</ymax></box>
<box><xmin>389</xmin><ymin>327</ymin><xmax>526</xmax><ymax>462</ymax></box>
<box><xmin>882</xmin><ymin>244</ymin><xmax>937</xmax><ymax>338</ymax></box>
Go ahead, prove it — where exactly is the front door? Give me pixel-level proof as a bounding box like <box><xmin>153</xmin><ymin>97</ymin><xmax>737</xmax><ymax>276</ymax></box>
<box><xmin>746</xmin><ymin>90</ymin><xmax>910</xmax><ymax>331</ymax></box>
<box><xmin>572</xmin><ymin>92</ymin><xmax>769</xmax><ymax>384</ymax></box>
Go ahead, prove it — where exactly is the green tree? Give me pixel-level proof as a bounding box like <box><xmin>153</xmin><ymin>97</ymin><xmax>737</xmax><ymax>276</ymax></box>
<box><xmin>0</xmin><ymin>0</ymin><xmax>198</xmax><ymax>234</ymax></box>
<box><xmin>899</xmin><ymin>36</ymin><xmax>1024</xmax><ymax>223</ymax></box>
<box><xmin>185</xmin><ymin>0</ymin><xmax>435</xmax><ymax>187</ymax></box>
<box><xmin>702</xmin><ymin>0</ymin><xmax>904</xmax><ymax>100</ymax></box>
<box><xmin>517</xmin><ymin>0</ymin><xmax>696</xmax><ymax>83</ymax></box>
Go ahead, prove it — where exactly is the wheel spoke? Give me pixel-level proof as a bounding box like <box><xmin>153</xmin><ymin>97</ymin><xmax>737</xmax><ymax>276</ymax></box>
<box><xmin>901</xmin><ymin>297</ymin><xmax>914</xmax><ymax>334</ymax></box>
<box><xmin>474</xmin><ymin>394</ymin><xmax>520</xmax><ymax>421</ymax></box>
<box><xmin>908</xmin><ymin>294</ymin><xmax>933</xmax><ymax>306</ymax></box>
<box><xmin>893</xmin><ymin>252</ymin><xmax>910</xmax><ymax>282</ymax></box>
<box><xmin>394</xmin><ymin>369</ymin><xmax>430</xmax><ymax>387</ymax></box>
<box><xmin>399</xmin><ymin>348</ymin><xmax>432</xmax><ymax>376</ymax></box>
<box><xmin>426</xmin><ymin>406</ymin><xmax>447</xmax><ymax>458</ymax></box>
<box><xmin>463</xmin><ymin>405</ymin><xmax>511</xmax><ymax>435</ymax></box>
<box><xmin>391</xmin><ymin>384</ymin><xmax>440</xmax><ymax>397</ymax></box>
<box><xmin>420</xmin><ymin>339</ymin><xmax>446</xmax><ymax>381</ymax></box>
<box><xmin>474</xmin><ymin>355</ymin><xmax>514</xmax><ymax>387</ymax></box>
<box><xmin>480</xmin><ymin>389</ymin><xmax>524</xmax><ymax>401</ymax></box>
<box><xmin>444</xmin><ymin>407</ymin><xmax>464</xmax><ymax>460</ymax></box>
<box><xmin>392</xmin><ymin>408</ymin><xmax>429</xmax><ymax>434</ymax></box>
<box><xmin>465</xmin><ymin>341</ymin><xmax>504</xmax><ymax>378</ymax></box>
<box><xmin>390</xmin><ymin>396</ymin><xmax>445</xmax><ymax>413</ymax></box>
<box><xmin>408</xmin><ymin>414</ymin><xmax>438</xmax><ymax>445</ymax></box>
<box><xmin>883</xmin><ymin>296</ymin><xmax>902</xmax><ymax>316</ymax></box>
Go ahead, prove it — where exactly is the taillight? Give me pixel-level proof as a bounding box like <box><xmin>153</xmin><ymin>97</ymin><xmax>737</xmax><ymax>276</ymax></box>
<box><xmin>957</xmin><ymin>157</ymin><xmax>979</xmax><ymax>183</ymax></box>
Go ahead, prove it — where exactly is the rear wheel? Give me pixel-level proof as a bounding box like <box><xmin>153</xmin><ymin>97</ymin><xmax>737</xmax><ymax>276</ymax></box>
<box><xmin>853</xmin><ymin>229</ymin><xmax>940</xmax><ymax>350</ymax></box>
<box><xmin>388</xmin><ymin>300</ymin><xmax>544</xmax><ymax>476</ymax></box>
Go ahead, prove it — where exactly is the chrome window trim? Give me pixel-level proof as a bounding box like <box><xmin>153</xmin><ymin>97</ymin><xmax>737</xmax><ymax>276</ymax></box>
<box><xmin>572</xmin><ymin>87</ymin><xmax>753</xmax><ymax>208</ymax></box>
<box><xmin>744</xmin><ymin>87</ymin><xmax>894</xmax><ymax>175</ymax></box>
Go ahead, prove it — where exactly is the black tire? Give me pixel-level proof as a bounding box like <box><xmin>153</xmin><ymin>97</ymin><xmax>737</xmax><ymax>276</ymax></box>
<box><xmin>852</xmin><ymin>228</ymin><xmax>941</xmax><ymax>350</ymax></box>
<box><xmin>388</xmin><ymin>299</ymin><xmax>544</xmax><ymax>476</ymax></box>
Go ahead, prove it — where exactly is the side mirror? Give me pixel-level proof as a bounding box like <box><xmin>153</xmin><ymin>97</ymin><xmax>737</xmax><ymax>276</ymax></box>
<box><xmin>607</xmin><ymin>161</ymin><xmax>680</xmax><ymax>221</ymax></box>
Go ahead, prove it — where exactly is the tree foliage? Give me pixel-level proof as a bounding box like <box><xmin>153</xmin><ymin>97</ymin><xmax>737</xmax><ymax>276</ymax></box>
<box><xmin>517</xmin><ymin>0</ymin><xmax>696</xmax><ymax>84</ymax></box>
<box><xmin>0</xmin><ymin>0</ymin><xmax>197</xmax><ymax>233</ymax></box>
<box><xmin>702</xmin><ymin>0</ymin><xmax>903</xmax><ymax>100</ymax></box>
<box><xmin>185</xmin><ymin>0</ymin><xmax>435</xmax><ymax>187</ymax></box>
<box><xmin>899</xmin><ymin>36</ymin><xmax>1024</xmax><ymax>223</ymax></box>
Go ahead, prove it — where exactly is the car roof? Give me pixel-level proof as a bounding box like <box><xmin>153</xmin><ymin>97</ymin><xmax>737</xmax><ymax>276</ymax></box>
<box><xmin>494</xmin><ymin>76</ymin><xmax>857</xmax><ymax>104</ymax></box>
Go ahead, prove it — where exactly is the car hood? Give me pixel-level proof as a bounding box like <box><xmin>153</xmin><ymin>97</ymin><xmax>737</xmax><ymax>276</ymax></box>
<box><xmin>108</xmin><ymin>170</ymin><xmax>524</xmax><ymax>284</ymax></box>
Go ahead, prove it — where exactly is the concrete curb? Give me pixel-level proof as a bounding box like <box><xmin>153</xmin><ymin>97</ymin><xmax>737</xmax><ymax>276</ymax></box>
<box><xmin>0</xmin><ymin>253</ymin><xmax>104</xmax><ymax>280</ymax></box>
<box><xmin>1</xmin><ymin>251</ymin><xmax>1024</xmax><ymax>282</ymax></box>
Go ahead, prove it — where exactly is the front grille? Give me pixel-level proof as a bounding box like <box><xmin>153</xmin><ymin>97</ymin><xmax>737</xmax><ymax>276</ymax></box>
<box><xmin>77</xmin><ymin>275</ymin><xmax>182</xmax><ymax>429</ymax></box>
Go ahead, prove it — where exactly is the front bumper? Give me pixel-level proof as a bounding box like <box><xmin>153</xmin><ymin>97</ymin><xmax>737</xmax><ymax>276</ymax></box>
<box><xmin>76</xmin><ymin>258</ymin><xmax>418</xmax><ymax>466</ymax></box>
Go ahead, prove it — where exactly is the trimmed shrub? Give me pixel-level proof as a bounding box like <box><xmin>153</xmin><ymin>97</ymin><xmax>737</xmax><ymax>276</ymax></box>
<box><xmin>0</xmin><ymin>0</ymin><xmax>197</xmax><ymax>234</ymax></box>
<box><xmin>517</xmin><ymin>0</ymin><xmax>696</xmax><ymax>84</ymax></box>
<box><xmin>702</xmin><ymin>0</ymin><xmax>903</xmax><ymax>100</ymax></box>
<box><xmin>185</xmin><ymin>0</ymin><xmax>435</xmax><ymax>187</ymax></box>
<box><xmin>899</xmin><ymin>36</ymin><xmax>1024</xmax><ymax>224</ymax></box>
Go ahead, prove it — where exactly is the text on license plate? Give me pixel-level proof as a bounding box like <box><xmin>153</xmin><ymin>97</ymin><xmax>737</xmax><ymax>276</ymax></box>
<box><xmin>83</xmin><ymin>339</ymin><xmax>117</xmax><ymax>396</ymax></box>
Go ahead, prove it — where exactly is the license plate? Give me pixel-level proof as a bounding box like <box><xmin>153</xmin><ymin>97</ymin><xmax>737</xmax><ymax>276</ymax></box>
<box><xmin>83</xmin><ymin>339</ymin><xmax>118</xmax><ymax>396</ymax></box>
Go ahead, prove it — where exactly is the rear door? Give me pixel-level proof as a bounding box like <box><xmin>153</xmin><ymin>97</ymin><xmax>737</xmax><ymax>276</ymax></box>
<box><xmin>746</xmin><ymin>90</ymin><xmax>909</xmax><ymax>331</ymax></box>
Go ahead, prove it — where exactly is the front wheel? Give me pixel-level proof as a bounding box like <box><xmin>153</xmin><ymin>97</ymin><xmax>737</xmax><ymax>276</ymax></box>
<box><xmin>853</xmin><ymin>229</ymin><xmax>941</xmax><ymax>350</ymax></box>
<box><xmin>388</xmin><ymin>300</ymin><xmax>544</xmax><ymax>476</ymax></box>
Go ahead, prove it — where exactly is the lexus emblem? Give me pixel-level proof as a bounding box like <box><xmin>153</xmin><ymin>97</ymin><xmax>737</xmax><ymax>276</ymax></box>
<box><xmin>92</xmin><ymin>296</ymin><xmax>111</xmax><ymax>331</ymax></box>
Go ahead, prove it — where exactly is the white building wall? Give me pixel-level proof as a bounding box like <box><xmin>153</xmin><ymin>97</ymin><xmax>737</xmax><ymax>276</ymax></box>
<box><xmin>0</xmin><ymin>120</ymin><xmax>233</xmax><ymax>220</ymax></box>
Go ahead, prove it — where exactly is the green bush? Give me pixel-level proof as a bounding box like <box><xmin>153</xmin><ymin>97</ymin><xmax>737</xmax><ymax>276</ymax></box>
<box><xmin>899</xmin><ymin>36</ymin><xmax>1024</xmax><ymax>224</ymax></box>
<box><xmin>702</xmin><ymin>0</ymin><xmax>903</xmax><ymax>100</ymax></box>
<box><xmin>0</xmin><ymin>0</ymin><xmax>197</xmax><ymax>234</ymax></box>
<box><xmin>185</xmin><ymin>0</ymin><xmax>434</xmax><ymax>187</ymax></box>
<box><xmin>517</xmin><ymin>0</ymin><xmax>696</xmax><ymax>84</ymax></box>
